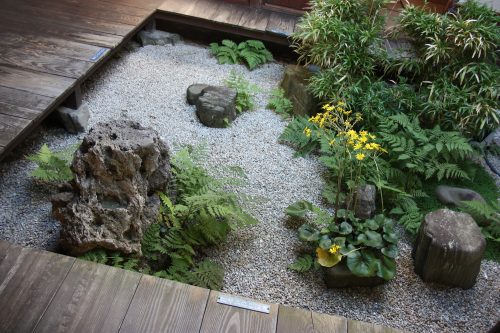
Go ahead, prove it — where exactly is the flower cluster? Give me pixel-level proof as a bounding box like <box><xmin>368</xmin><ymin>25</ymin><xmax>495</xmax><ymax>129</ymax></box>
<box><xmin>304</xmin><ymin>102</ymin><xmax>386</xmax><ymax>161</ymax></box>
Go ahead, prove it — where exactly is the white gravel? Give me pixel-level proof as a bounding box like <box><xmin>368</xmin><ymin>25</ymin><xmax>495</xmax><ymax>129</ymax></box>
<box><xmin>1</xmin><ymin>41</ymin><xmax>499</xmax><ymax>333</ymax></box>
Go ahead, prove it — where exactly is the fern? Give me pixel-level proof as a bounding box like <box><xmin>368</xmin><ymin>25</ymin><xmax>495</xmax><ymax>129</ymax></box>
<box><xmin>288</xmin><ymin>254</ymin><xmax>314</xmax><ymax>272</ymax></box>
<box><xmin>267</xmin><ymin>88</ymin><xmax>294</xmax><ymax>118</ymax></box>
<box><xmin>378</xmin><ymin>113</ymin><xmax>473</xmax><ymax>184</ymax></box>
<box><xmin>189</xmin><ymin>260</ymin><xmax>224</xmax><ymax>290</ymax></box>
<box><xmin>210</xmin><ymin>39</ymin><xmax>273</xmax><ymax>70</ymax></box>
<box><xmin>79</xmin><ymin>249</ymin><xmax>108</xmax><ymax>264</ymax></box>
<box><xmin>224</xmin><ymin>71</ymin><xmax>260</xmax><ymax>114</ymax></box>
<box><xmin>27</xmin><ymin>143</ymin><xmax>78</xmax><ymax>182</ymax></box>
<box><xmin>279</xmin><ymin>117</ymin><xmax>321</xmax><ymax>157</ymax></box>
<box><xmin>459</xmin><ymin>200</ymin><xmax>500</xmax><ymax>242</ymax></box>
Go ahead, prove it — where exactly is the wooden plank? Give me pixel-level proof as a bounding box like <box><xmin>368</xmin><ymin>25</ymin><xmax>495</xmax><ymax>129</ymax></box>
<box><xmin>0</xmin><ymin>31</ymin><xmax>109</xmax><ymax>63</ymax></box>
<box><xmin>7</xmin><ymin>0</ymin><xmax>148</xmax><ymax>26</ymax></box>
<box><xmin>0</xmin><ymin>46</ymin><xmax>93</xmax><ymax>79</ymax></box>
<box><xmin>238</xmin><ymin>8</ymin><xmax>271</xmax><ymax>31</ymax></box>
<box><xmin>159</xmin><ymin>0</ymin><xmax>202</xmax><ymax>15</ymax></box>
<box><xmin>34</xmin><ymin>260</ymin><xmax>142</xmax><ymax>333</ymax></box>
<box><xmin>0</xmin><ymin>113</ymin><xmax>33</xmax><ymax>146</ymax></box>
<box><xmin>200</xmin><ymin>291</ymin><xmax>279</xmax><ymax>333</ymax></box>
<box><xmin>266</xmin><ymin>12</ymin><xmax>297</xmax><ymax>37</ymax></box>
<box><xmin>0</xmin><ymin>12</ymin><xmax>122</xmax><ymax>48</ymax></box>
<box><xmin>0</xmin><ymin>86</ymin><xmax>54</xmax><ymax>111</ymax></box>
<box><xmin>100</xmin><ymin>0</ymin><xmax>164</xmax><ymax>11</ymax></box>
<box><xmin>277</xmin><ymin>305</ymin><xmax>314</xmax><ymax>333</ymax></box>
<box><xmin>312</xmin><ymin>312</ymin><xmax>348</xmax><ymax>333</ymax></box>
<box><xmin>0</xmin><ymin>242</ymin><xmax>75</xmax><ymax>333</ymax></box>
<box><xmin>0</xmin><ymin>5</ymin><xmax>135</xmax><ymax>37</ymax></box>
<box><xmin>0</xmin><ymin>102</ymin><xmax>42</xmax><ymax>120</ymax></box>
<box><xmin>0</xmin><ymin>65</ymin><xmax>75</xmax><ymax>98</ymax></box>
<box><xmin>120</xmin><ymin>274</ymin><xmax>210</xmax><ymax>333</ymax></box>
<box><xmin>210</xmin><ymin>3</ymin><xmax>247</xmax><ymax>26</ymax></box>
<box><xmin>348</xmin><ymin>319</ymin><xmax>407</xmax><ymax>333</ymax></box>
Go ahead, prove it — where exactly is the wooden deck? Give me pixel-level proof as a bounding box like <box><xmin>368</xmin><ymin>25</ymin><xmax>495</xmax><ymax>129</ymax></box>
<box><xmin>0</xmin><ymin>240</ymin><xmax>407</xmax><ymax>333</ymax></box>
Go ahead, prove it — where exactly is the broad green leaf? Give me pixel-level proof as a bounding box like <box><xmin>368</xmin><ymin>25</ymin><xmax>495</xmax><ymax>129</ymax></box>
<box><xmin>362</xmin><ymin>230</ymin><xmax>384</xmax><ymax>248</ymax></box>
<box><xmin>298</xmin><ymin>224</ymin><xmax>320</xmax><ymax>242</ymax></box>
<box><xmin>319</xmin><ymin>236</ymin><xmax>332</xmax><ymax>250</ymax></box>
<box><xmin>346</xmin><ymin>250</ymin><xmax>377</xmax><ymax>277</ymax></box>
<box><xmin>365</xmin><ymin>219</ymin><xmax>379</xmax><ymax>230</ymax></box>
<box><xmin>381</xmin><ymin>245</ymin><xmax>398</xmax><ymax>258</ymax></box>
<box><xmin>376</xmin><ymin>256</ymin><xmax>397</xmax><ymax>280</ymax></box>
<box><xmin>286</xmin><ymin>200</ymin><xmax>314</xmax><ymax>218</ymax></box>
<box><xmin>338</xmin><ymin>222</ymin><xmax>353</xmax><ymax>235</ymax></box>
<box><xmin>383</xmin><ymin>231</ymin><xmax>399</xmax><ymax>244</ymax></box>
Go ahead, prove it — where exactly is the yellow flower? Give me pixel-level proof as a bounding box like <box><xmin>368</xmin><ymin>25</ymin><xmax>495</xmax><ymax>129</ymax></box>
<box><xmin>356</xmin><ymin>153</ymin><xmax>366</xmax><ymax>161</ymax></box>
<box><xmin>329</xmin><ymin>139</ymin><xmax>335</xmax><ymax>146</ymax></box>
<box><xmin>353</xmin><ymin>142</ymin><xmax>363</xmax><ymax>150</ymax></box>
<box><xmin>329</xmin><ymin>244</ymin><xmax>341</xmax><ymax>254</ymax></box>
<box><xmin>303</xmin><ymin>127</ymin><xmax>312</xmax><ymax>137</ymax></box>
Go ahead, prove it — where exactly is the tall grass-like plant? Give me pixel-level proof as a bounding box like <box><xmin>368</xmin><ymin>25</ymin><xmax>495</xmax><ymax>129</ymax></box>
<box><xmin>389</xmin><ymin>0</ymin><xmax>500</xmax><ymax>139</ymax></box>
<box><xmin>292</xmin><ymin>0</ymin><xmax>387</xmax><ymax>101</ymax></box>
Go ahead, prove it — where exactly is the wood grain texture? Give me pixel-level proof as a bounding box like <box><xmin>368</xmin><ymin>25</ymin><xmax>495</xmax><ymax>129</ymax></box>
<box><xmin>312</xmin><ymin>312</ymin><xmax>348</xmax><ymax>333</ymax></box>
<box><xmin>0</xmin><ymin>86</ymin><xmax>54</xmax><ymax>111</ymax></box>
<box><xmin>0</xmin><ymin>65</ymin><xmax>75</xmax><ymax>98</ymax></box>
<box><xmin>0</xmin><ymin>47</ymin><xmax>93</xmax><ymax>78</ymax></box>
<box><xmin>120</xmin><ymin>274</ymin><xmax>210</xmax><ymax>333</ymax></box>
<box><xmin>0</xmin><ymin>31</ymin><xmax>108</xmax><ymax>63</ymax></box>
<box><xmin>266</xmin><ymin>12</ymin><xmax>297</xmax><ymax>36</ymax></box>
<box><xmin>238</xmin><ymin>8</ymin><xmax>270</xmax><ymax>31</ymax></box>
<box><xmin>0</xmin><ymin>113</ymin><xmax>33</xmax><ymax>146</ymax></box>
<box><xmin>277</xmin><ymin>305</ymin><xmax>314</xmax><ymax>333</ymax></box>
<box><xmin>200</xmin><ymin>291</ymin><xmax>279</xmax><ymax>333</ymax></box>
<box><xmin>348</xmin><ymin>319</ymin><xmax>407</xmax><ymax>333</ymax></box>
<box><xmin>0</xmin><ymin>102</ymin><xmax>41</xmax><ymax>120</ymax></box>
<box><xmin>0</xmin><ymin>242</ymin><xmax>75</xmax><ymax>333</ymax></box>
<box><xmin>34</xmin><ymin>260</ymin><xmax>142</xmax><ymax>333</ymax></box>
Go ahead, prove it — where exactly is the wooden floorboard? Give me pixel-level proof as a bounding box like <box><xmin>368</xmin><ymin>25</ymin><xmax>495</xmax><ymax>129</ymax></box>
<box><xmin>34</xmin><ymin>260</ymin><xmax>142</xmax><ymax>333</ymax></box>
<box><xmin>199</xmin><ymin>291</ymin><xmax>279</xmax><ymax>333</ymax></box>
<box><xmin>312</xmin><ymin>311</ymin><xmax>348</xmax><ymax>333</ymax></box>
<box><xmin>0</xmin><ymin>113</ymin><xmax>34</xmax><ymax>147</ymax></box>
<box><xmin>119</xmin><ymin>274</ymin><xmax>209</xmax><ymax>333</ymax></box>
<box><xmin>0</xmin><ymin>102</ymin><xmax>42</xmax><ymax>121</ymax></box>
<box><xmin>277</xmin><ymin>305</ymin><xmax>314</xmax><ymax>333</ymax></box>
<box><xmin>0</xmin><ymin>86</ymin><xmax>54</xmax><ymax>111</ymax></box>
<box><xmin>0</xmin><ymin>241</ymin><xmax>75</xmax><ymax>333</ymax></box>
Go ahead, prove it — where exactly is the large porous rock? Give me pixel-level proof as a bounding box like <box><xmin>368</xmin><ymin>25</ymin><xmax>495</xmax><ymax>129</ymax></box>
<box><xmin>196</xmin><ymin>86</ymin><xmax>237</xmax><ymax>128</ymax></box>
<box><xmin>280</xmin><ymin>65</ymin><xmax>320</xmax><ymax>117</ymax></box>
<box><xmin>413</xmin><ymin>209</ymin><xmax>486</xmax><ymax>289</ymax></box>
<box><xmin>354</xmin><ymin>185</ymin><xmax>376</xmax><ymax>219</ymax></box>
<box><xmin>52</xmin><ymin>120</ymin><xmax>172</xmax><ymax>256</ymax></box>
<box><xmin>435</xmin><ymin>185</ymin><xmax>485</xmax><ymax>207</ymax></box>
<box><xmin>137</xmin><ymin>30</ymin><xmax>181</xmax><ymax>46</ymax></box>
<box><xmin>324</xmin><ymin>261</ymin><xmax>385</xmax><ymax>288</ymax></box>
<box><xmin>187</xmin><ymin>83</ymin><xmax>210</xmax><ymax>105</ymax></box>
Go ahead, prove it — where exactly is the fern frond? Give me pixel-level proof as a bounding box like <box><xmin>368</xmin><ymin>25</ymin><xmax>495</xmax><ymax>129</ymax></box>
<box><xmin>189</xmin><ymin>260</ymin><xmax>224</xmax><ymax>290</ymax></box>
<box><xmin>288</xmin><ymin>254</ymin><xmax>314</xmax><ymax>272</ymax></box>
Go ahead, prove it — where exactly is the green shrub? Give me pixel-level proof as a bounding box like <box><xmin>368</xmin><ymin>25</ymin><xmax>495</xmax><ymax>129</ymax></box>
<box><xmin>224</xmin><ymin>71</ymin><xmax>260</xmax><ymax>113</ymax></box>
<box><xmin>80</xmin><ymin>146</ymin><xmax>257</xmax><ymax>290</ymax></box>
<box><xmin>267</xmin><ymin>88</ymin><xmax>294</xmax><ymax>118</ymax></box>
<box><xmin>27</xmin><ymin>143</ymin><xmax>78</xmax><ymax>182</ymax></box>
<box><xmin>210</xmin><ymin>39</ymin><xmax>273</xmax><ymax>70</ymax></box>
<box><xmin>292</xmin><ymin>0</ymin><xmax>387</xmax><ymax>101</ymax></box>
<box><xmin>389</xmin><ymin>0</ymin><xmax>500</xmax><ymax>139</ymax></box>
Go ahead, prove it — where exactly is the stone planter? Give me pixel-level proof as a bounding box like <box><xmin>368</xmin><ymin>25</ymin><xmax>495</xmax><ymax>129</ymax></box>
<box><xmin>323</xmin><ymin>261</ymin><xmax>386</xmax><ymax>288</ymax></box>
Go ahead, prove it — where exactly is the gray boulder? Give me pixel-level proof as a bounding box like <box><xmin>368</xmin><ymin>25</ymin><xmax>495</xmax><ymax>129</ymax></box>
<box><xmin>413</xmin><ymin>209</ymin><xmax>486</xmax><ymax>289</ymax></box>
<box><xmin>56</xmin><ymin>103</ymin><xmax>90</xmax><ymax>134</ymax></box>
<box><xmin>280</xmin><ymin>65</ymin><xmax>320</xmax><ymax>117</ymax></box>
<box><xmin>137</xmin><ymin>30</ymin><xmax>181</xmax><ymax>46</ymax></box>
<box><xmin>187</xmin><ymin>84</ymin><xmax>209</xmax><ymax>105</ymax></box>
<box><xmin>196</xmin><ymin>86</ymin><xmax>237</xmax><ymax>128</ymax></box>
<box><xmin>52</xmin><ymin>120</ymin><xmax>172</xmax><ymax>256</ymax></box>
<box><xmin>354</xmin><ymin>185</ymin><xmax>376</xmax><ymax>219</ymax></box>
<box><xmin>435</xmin><ymin>185</ymin><xmax>485</xmax><ymax>207</ymax></box>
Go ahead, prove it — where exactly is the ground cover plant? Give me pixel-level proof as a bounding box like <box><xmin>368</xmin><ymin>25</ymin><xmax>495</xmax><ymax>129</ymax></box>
<box><xmin>210</xmin><ymin>39</ymin><xmax>273</xmax><ymax>70</ymax></box>
<box><xmin>225</xmin><ymin>71</ymin><xmax>260</xmax><ymax>113</ymax></box>
<box><xmin>267</xmin><ymin>88</ymin><xmax>294</xmax><ymax>119</ymax></box>
<box><xmin>26</xmin><ymin>143</ymin><xmax>77</xmax><ymax>182</ymax></box>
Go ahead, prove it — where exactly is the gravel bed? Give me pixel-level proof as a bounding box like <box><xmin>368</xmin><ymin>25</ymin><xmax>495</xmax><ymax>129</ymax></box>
<box><xmin>0</xmin><ymin>41</ymin><xmax>499</xmax><ymax>333</ymax></box>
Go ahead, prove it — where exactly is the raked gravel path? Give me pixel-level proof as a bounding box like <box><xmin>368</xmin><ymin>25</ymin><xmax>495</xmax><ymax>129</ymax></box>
<box><xmin>0</xmin><ymin>42</ymin><xmax>498</xmax><ymax>333</ymax></box>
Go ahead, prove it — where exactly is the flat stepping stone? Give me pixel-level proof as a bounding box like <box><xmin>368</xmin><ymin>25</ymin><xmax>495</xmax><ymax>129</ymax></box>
<box><xmin>195</xmin><ymin>86</ymin><xmax>237</xmax><ymax>128</ymax></box>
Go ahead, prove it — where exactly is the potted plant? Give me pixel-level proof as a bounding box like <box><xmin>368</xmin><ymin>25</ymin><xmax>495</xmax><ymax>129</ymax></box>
<box><xmin>287</xmin><ymin>203</ymin><xmax>399</xmax><ymax>287</ymax></box>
